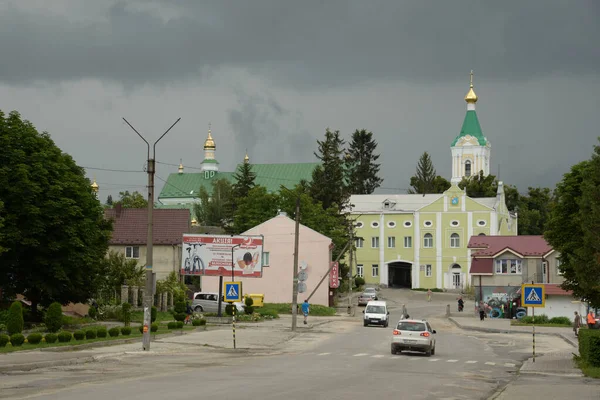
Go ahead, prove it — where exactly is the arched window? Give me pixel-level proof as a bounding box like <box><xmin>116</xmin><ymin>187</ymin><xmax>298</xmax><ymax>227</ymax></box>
<box><xmin>465</xmin><ymin>160</ymin><xmax>472</xmax><ymax>177</ymax></box>
<box><xmin>424</xmin><ymin>233</ymin><xmax>433</xmax><ymax>248</ymax></box>
<box><xmin>450</xmin><ymin>233</ymin><xmax>460</xmax><ymax>248</ymax></box>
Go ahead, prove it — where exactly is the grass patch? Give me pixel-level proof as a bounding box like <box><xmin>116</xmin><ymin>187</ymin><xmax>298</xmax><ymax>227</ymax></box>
<box><xmin>574</xmin><ymin>355</ymin><xmax>600</xmax><ymax>378</ymax></box>
<box><xmin>130</xmin><ymin>310</ymin><xmax>174</xmax><ymax>323</ymax></box>
<box><xmin>260</xmin><ymin>303</ymin><xmax>336</xmax><ymax>316</ymax></box>
<box><xmin>511</xmin><ymin>322</ymin><xmax>573</xmax><ymax>328</ymax></box>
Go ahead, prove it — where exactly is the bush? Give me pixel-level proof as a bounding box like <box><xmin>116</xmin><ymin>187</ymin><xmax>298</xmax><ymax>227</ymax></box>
<box><xmin>108</xmin><ymin>327</ymin><xmax>120</xmax><ymax>337</ymax></box>
<box><xmin>549</xmin><ymin>316</ymin><xmax>572</xmax><ymax>325</ymax></box>
<box><xmin>44</xmin><ymin>333</ymin><xmax>58</xmax><ymax>344</ymax></box>
<box><xmin>10</xmin><ymin>333</ymin><xmax>25</xmax><ymax>346</ymax></box>
<box><xmin>173</xmin><ymin>298</ymin><xmax>187</xmax><ymax>322</ymax></box>
<box><xmin>121</xmin><ymin>303</ymin><xmax>132</xmax><ymax>327</ymax></box>
<box><xmin>0</xmin><ymin>323</ymin><xmax>6</xmax><ymax>333</ymax></box>
<box><xmin>85</xmin><ymin>329</ymin><xmax>97</xmax><ymax>339</ymax></box>
<box><xmin>120</xmin><ymin>327</ymin><xmax>132</xmax><ymax>336</ymax></box>
<box><xmin>57</xmin><ymin>331</ymin><xmax>73</xmax><ymax>342</ymax></box>
<box><xmin>151</xmin><ymin>322</ymin><xmax>159</xmax><ymax>332</ymax></box>
<box><xmin>354</xmin><ymin>277</ymin><xmax>365</xmax><ymax>287</ymax></box>
<box><xmin>44</xmin><ymin>302</ymin><xmax>64</xmax><ymax>333</ymax></box>
<box><xmin>167</xmin><ymin>321</ymin><xmax>177</xmax><ymax>330</ymax></box>
<box><xmin>96</xmin><ymin>327</ymin><xmax>108</xmax><ymax>338</ymax></box>
<box><xmin>244</xmin><ymin>297</ymin><xmax>255</xmax><ymax>315</ymax></box>
<box><xmin>192</xmin><ymin>318</ymin><xmax>206</xmax><ymax>326</ymax></box>
<box><xmin>520</xmin><ymin>314</ymin><xmax>550</xmax><ymax>324</ymax></box>
<box><xmin>0</xmin><ymin>334</ymin><xmax>9</xmax><ymax>347</ymax></box>
<box><xmin>26</xmin><ymin>333</ymin><xmax>43</xmax><ymax>345</ymax></box>
<box><xmin>225</xmin><ymin>304</ymin><xmax>234</xmax><ymax>316</ymax></box>
<box><xmin>579</xmin><ymin>329</ymin><xmax>600</xmax><ymax>367</ymax></box>
<box><xmin>176</xmin><ymin>321</ymin><xmax>184</xmax><ymax>329</ymax></box>
<box><xmin>73</xmin><ymin>330</ymin><xmax>85</xmax><ymax>340</ymax></box>
<box><xmin>256</xmin><ymin>308</ymin><xmax>279</xmax><ymax>319</ymax></box>
<box><xmin>88</xmin><ymin>306</ymin><xmax>97</xmax><ymax>320</ymax></box>
<box><xmin>7</xmin><ymin>301</ymin><xmax>24</xmax><ymax>335</ymax></box>
<box><xmin>151</xmin><ymin>306</ymin><xmax>157</xmax><ymax>323</ymax></box>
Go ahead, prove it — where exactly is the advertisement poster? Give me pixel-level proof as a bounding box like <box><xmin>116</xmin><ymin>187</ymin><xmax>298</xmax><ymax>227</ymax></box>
<box><xmin>475</xmin><ymin>286</ymin><xmax>523</xmax><ymax>319</ymax></box>
<box><xmin>181</xmin><ymin>234</ymin><xmax>264</xmax><ymax>277</ymax></box>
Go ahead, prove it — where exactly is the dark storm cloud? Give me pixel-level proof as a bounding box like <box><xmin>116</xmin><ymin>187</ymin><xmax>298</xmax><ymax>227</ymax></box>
<box><xmin>0</xmin><ymin>0</ymin><xmax>598</xmax><ymax>87</ymax></box>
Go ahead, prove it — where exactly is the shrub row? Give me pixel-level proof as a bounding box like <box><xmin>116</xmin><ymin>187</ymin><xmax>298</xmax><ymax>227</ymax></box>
<box><xmin>579</xmin><ymin>329</ymin><xmax>600</xmax><ymax>367</ymax></box>
<box><xmin>518</xmin><ymin>315</ymin><xmax>572</xmax><ymax>325</ymax></box>
<box><xmin>167</xmin><ymin>321</ymin><xmax>185</xmax><ymax>329</ymax></box>
<box><xmin>0</xmin><ymin>325</ymin><xmax>139</xmax><ymax>348</ymax></box>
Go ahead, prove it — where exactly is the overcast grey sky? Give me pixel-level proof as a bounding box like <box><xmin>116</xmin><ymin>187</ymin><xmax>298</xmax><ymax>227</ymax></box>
<box><xmin>1</xmin><ymin>0</ymin><xmax>598</xmax><ymax>201</ymax></box>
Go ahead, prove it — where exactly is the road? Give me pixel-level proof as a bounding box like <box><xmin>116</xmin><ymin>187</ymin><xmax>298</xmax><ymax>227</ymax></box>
<box><xmin>0</xmin><ymin>291</ymin><xmax>574</xmax><ymax>400</ymax></box>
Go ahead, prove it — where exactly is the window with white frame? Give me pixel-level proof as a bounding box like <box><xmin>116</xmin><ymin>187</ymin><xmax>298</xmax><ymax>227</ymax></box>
<box><xmin>387</xmin><ymin>236</ymin><xmax>396</xmax><ymax>248</ymax></box>
<box><xmin>423</xmin><ymin>233</ymin><xmax>433</xmax><ymax>248</ymax></box>
<box><xmin>450</xmin><ymin>233</ymin><xmax>460</xmax><ymax>248</ymax></box>
<box><xmin>357</xmin><ymin>264</ymin><xmax>364</xmax><ymax>277</ymax></box>
<box><xmin>126</xmin><ymin>246</ymin><xmax>140</xmax><ymax>259</ymax></box>
<box><xmin>355</xmin><ymin>238</ymin><xmax>364</xmax><ymax>248</ymax></box>
<box><xmin>371</xmin><ymin>237</ymin><xmax>379</xmax><ymax>248</ymax></box>
<box><xmin>403</xmin><ymin>221</ymin><xmax>412</xmax><ymax>228</ymax></box>
<box><xmin>425</xmin><ymin>265</ymin><xmax>432</xmax><ymax>277</ymax></box>
<box><xmin>371</xmin><ymin>221</ymin><xmax>380</xmax><ymax>228</ymax></box>
<box><xmin>356</xmin><ymin>221</ymin><xmax>364</xmax><ymax>228</ymax></box>
<box><xmin>372</xmin><ymin>264</ymin><xmax>379</xmax><ymax>277</ymax></box>
<box><xmin>404</xmin><ymin>236</ymin><xmax>412</xmax><ymax>248</ymax></box>
<box><xmin>556</xmin><ymin>259</ymin><xmax>563</xmax><ymax>275</ymax></box>
<box><xmin>387</xmin><ymin>221</ymin><xmax>396</xmax><ymax>228</ymax></box>
<box><xmin>495</xmin><ymin>259</ymin><xmax>522</xmax><ymax>275</ymax></box>
<box><xmin>262</xmin><ymin>252</ymin><xmax>270</xmax><ymax>266</ymax></box>
<box><xmin>465</xmin><ymin>160</ymin><xmax>472</xmax><ymax>177</ymax></box>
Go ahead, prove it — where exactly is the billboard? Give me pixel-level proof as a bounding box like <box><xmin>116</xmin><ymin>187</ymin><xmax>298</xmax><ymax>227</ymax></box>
<box><xmin>181</xmin><ymin>234</ymin><xmax>264</xmax><ymax>277</ymax></box>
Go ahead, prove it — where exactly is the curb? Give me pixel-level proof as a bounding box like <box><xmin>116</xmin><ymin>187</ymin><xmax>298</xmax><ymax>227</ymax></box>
<box><xmin>448</xmin><ymin>317</ymin><xmax>579</xmax><ymax>347</ymax></box>
<box><xmin>0</xmin><ymin>356</ymin><xmax>98</xmax><ymax>373</ymax></box>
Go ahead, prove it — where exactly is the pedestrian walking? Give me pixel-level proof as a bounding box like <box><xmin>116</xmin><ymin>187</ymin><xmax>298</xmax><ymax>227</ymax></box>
<box><xmin>587</xmin><ymin>310</ymin><xmax>596</xmax><ymax>329</ymax></box>
<box><xmin>427</xmin><ymin>289</ymin><xmax>432</xmax><ymax>302</ymax></box>
<box><xmin>478</xmin><ymin>301</ymin><xmax>486</xmax><ymax>321</ymax></box>
<box><xmin>573</xmin><ymin>311</ymin><xmax>581</xmax><ymax>337</ymax></box>
<box><xmin>301</xmin><ymin>299</ymin><xmax>310</xmax><ymax>325</ymax></box>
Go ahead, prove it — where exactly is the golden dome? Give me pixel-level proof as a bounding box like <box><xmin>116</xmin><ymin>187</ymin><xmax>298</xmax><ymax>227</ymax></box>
<box><xmin>204</xmin><ymin>127</ymin><xmax>215</xmax><ymax>150</ymax></box>
<box><xmin>464</xmin><ymin>70</ymin><xmax>478</xmax><ymax>104</ymax></box>
<box><xmin>178</xmin><ymin>160</ymin><xmax>184</xmax><ymax>174</ymax></box>
<box><xmin>191</xmin><ymin>218</ymin><xmax>198</xmax><ymax>226</ymax></box>
<box><xmin>91</xmin><ymin>178</ymin><xmax>99</xmax><ymax>193</ymax></box>
<box><xmin>244</xmin><ymin>151</ymin><xmax>249</xmax><ymax>163</ymax></box>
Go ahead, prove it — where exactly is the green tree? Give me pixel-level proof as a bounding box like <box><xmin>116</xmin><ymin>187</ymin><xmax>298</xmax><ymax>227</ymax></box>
<box><xmin>0</xmin><ymin>110</ymin><xmax>112</xmax><ymax>315</ymax></box>
<box><xmin>344</xmin><ymin>129</ymin><xmax>383</xmax><ymax>194</ymax></box>
<box><xmin>106</xmin><ymin>195</ymin><xmax>113</xmax><ymax>206</ymax></box>
<box><xmin>408</xmin><ymin>152</ymin><xmax>445</xmax><ymax>194</ymax></box>
<box><xmin>114</xmin><ymin>191</ymin><xmax>147</xmax><ymax>208</ymax></box>
<box><xmin>516</xmin><ymin>187</ymin><xmax>554</xmax><ymax>235</ymax></box>
<box><xmin>0</xmin><ymin>200</ymin><xmax>5</xmax><ymax>255</ymax></box>
<box><xmin>232</xmin><ymin>161</ymin><xmax>256</xmax><ymax>199</ymax></box>
<box><xmin>232</xmin><ymin>186</ymin><xmax>279</xmax><ymax>233</ymax></box>
<box><xmin>44</xmin><ymin>302</ymin><xmax>64</xmax><ymax>333</ymax></box>
<box><xmin>6</xmin><ymin>301</ymin><xmax>24</xmax><ymax>335</ymax></box>
<box><xmin>544</xmin><ymin>160</ymin><xmax>597</xmax><ymax>305</ymax></box>
<box><xmin>309</xmin><ymin>128</ymin><xmax>347</xmax><ymax>211</ymax></box>
<box><xmin>193</xmin><ymin>179</ymin><xmax>234</xmax><ymax>228</ymax></box>
<box><xmin>96</xmin><ymin>251</ymin><xmax>144</xmax><ymax>301</ymax></box>
<box><xmin>458</xmin><ymin>172</ymin><xmax>520</xmax><ymax>211</ymax></box>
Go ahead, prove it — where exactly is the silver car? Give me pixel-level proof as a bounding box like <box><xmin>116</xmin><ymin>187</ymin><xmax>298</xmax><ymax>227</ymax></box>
<box><xmin>192</xmin><ymin>292</ymin><xmax>244</xmax><ymax>314</ymax></box>
<box><xmin>391</xmin><ymin>319</ymin><xmax>437</xmax><ymax>356</ymax></box>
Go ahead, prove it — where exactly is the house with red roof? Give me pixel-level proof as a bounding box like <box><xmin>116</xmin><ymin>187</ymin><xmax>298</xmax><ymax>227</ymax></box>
<box><xmin>467</xmin><ymin>235</ymin><xmax>585</xmax><ymax>319</ymax></box>
<box><xmin>104</xmin><ymin>205</ymin><xmax>191</xmax><ymax>280</ymax></box>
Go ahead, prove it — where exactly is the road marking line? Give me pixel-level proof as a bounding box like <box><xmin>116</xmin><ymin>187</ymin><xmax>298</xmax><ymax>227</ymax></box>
<box><xmin>317</xmin><ymin>353</ymin><xmax>330</xmax><ymax>356</ymax></box>
<box><xmin>372</xmin><ymin>355</ymin><xmax>385</xmax><ymax>358</ymax></box>
<box><xmin>465</xmin><ymin>361</ymin><xmax>478</xmax><ymax>364</ymax></box>
<box><xmin>410</xmin><ymin>358</ymin><xmax>421</xmax><ymax>361</ymax></box>
<box><xmin>429</xmin><ymin>359</ymin><xmax>440</xmax><ymax>362</ymax></box>
<box><xmin>485</xmin><ymin>362</ymin><xmax>496</xmax><ymax>366</ymax></box>
<box><xmin>447</xmin><ymin>360</ymin><xmax>459</xmax><ymax>363</ymax></box>
<box><xmin>353</xmin><ymin>353</ymin><xmax>368</xmax><ymax>357</ymax></box>
<box><xmin>504</xmin><ymin>363</ymin><xmax>516</xmax><ymax>367</ymax></box>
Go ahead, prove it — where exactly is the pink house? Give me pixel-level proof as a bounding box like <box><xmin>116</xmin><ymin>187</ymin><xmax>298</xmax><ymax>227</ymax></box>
<box><xmin>200</xmin><ymin>212</ymin><xmax>334</xmax><ymax>306</ymax></box>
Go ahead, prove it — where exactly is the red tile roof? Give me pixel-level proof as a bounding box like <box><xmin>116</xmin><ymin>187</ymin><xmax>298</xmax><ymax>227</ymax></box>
<box><xmin>470</xmin><ymin>258</ymin><xmax>493</xmax><ymax>274</ymax></box>
<box><xmin>543</xmin><ymin>284</ymin><xmax>573</xmax><ymax>296</ymax></box>
<box><xmin>468</xmin><ymin>235</ymin><xmax>553</xmax><ymax>258</ymax></box>
<box><xmin>104</xmin><ymin>207</ymin><xmax>190</xmax><ymax>245</ymax></box>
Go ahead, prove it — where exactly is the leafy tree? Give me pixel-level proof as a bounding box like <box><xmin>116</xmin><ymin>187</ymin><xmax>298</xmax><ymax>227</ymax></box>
<box><xmin>232</xmin><ymin>186</ymin><xmax>279</xmax><ymax>233</ymax></box>
<box><xmin>193</xmin><ymin>179</ymin><xmax>234</xmax><ymax>228</ymax></box>
<box><xmin>114</xmin><ymin>191</ymin><xmax>147</xmax><ymax>208</ymax></box>
<box><xmin>0</xmin><ymin>200</ymin><xmax>5</xmax><ymax>255</ymax></box>
<box><xmin>0</xmin><ymin>110</ymin><xmax>112</xmax><ymax>315</ymax></box>
<box><xmin>458</xmin><ymin>171</ymin><xmax>520</xmax><ymax>211</ymax></box>
<box><xmin>96</xmin><ymin>251</ymin><xmax>144</xmax><ymax>301</ymax></box>
<box><xmin>106</xmin><ymin>195</ymin><xmax>113</xmax><ymax>206</ymax></box>
<box><xmin>6</xmin><ymin>301</ymin><xmax>24</xmax><ymax>335</ymax></box>
<box><xmin>544</xmin><ymin>160</ymin><xmax>597</xmax><ymax>305</ymax></box>
<box><xmin>309</xmin><ymin>128</ymin><xmax>347</xmax><ymax>211</ymax></box>
<box><xmin>432</xmin><ymin>175</ymin><xmax>452</xmax><ymax>193</ymax></box>
<box><xmin>408</xmin><ymin>152</ymin><xmax>446</xmax><ymax>194</ymax></box>
<box><xmin>44</xmin><ymin>302</ymin><xmax>64</xmax><ymax>333</ymax></box>
<box><xmin>232</xmin><ymin>161</ymin><xmax>256</xmax><ymax>199</ymax></box>
<box><xmin>344</xmin><ymin>129</ymin><xmax>383</xmax><ymax>194</ymax></box>
<box><xmin>516</xmin><ymin>187</ymin><xmax>554</xmax><ymax>235</ymax></box>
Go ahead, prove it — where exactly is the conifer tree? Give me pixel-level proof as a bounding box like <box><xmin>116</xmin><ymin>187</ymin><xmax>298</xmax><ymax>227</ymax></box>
<box><xmin>344</xmin><ymin>129</ymin><xmax>383</xmax><ymax>194</ymax></box>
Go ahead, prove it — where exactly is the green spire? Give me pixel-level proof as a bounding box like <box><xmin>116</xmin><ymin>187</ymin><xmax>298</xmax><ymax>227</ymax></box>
<box><xmin>451</xmin><ymin>110</ymin><xmax>488</xmax><ymax>146</ymax></box>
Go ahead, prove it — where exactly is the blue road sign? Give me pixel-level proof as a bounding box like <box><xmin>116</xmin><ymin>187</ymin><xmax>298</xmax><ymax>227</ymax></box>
<box><xmin>521</xmin><ymin>284</ymin><xmax>545</xmax><ymax>307</ymax></box>
<box><xmin>224</xmin><ymin>281</ymin><xmax>242</xmax><ymax>302</ymax></box>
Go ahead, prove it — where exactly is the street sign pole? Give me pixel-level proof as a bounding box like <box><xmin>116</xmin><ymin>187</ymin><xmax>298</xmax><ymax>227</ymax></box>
<box><xmin>231</xmin><ymin>243</ymin><xmax>240</xmax><ymax>350</ymax></box>
<box><xmin>532</xmin><ymin>306</ymin><xmax>536</xmax><ymax>362</ymax></box>
<box><xmin>521</xmin><ymin>283</ymin><xmax>545</xmax><ymax>363</ymax></box>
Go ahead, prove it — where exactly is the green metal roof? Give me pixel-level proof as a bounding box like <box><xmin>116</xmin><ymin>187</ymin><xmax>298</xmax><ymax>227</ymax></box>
<box><xmin>158</xmin><ymin>162</ymin><xmax>319</xmax><ymax>199</ymax></box>
<box><xmin>451</xmin><ymin>110</ymin><xmax>488</xmax><ymax>146</ymax></box>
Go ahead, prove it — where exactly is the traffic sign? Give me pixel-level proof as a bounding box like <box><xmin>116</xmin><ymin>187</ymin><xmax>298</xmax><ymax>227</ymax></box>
<box><xmin>298</xmin><ymin>270</ymin><xmax>308</xmax><ymax>282</ymax></box>
<box><xmin>298</xmin><ymin>282</ymin><xmax>307</xmax><ymax>293</ymax></box>
<box><xmin>521</xmin><ymin>284</ymin><xmax>545</xmax><ymax>307</ymax></box>
<box><xmin>224</xmin><ymin>281</ymin><xmax>242</xmax><ymax>302</ymax></box>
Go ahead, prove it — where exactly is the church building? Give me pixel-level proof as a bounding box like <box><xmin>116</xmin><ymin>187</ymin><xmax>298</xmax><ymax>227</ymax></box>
<box><xmin>350</xmin><ymin>72</ymin><xmax>517</xmax><ymax>291</ymax></box>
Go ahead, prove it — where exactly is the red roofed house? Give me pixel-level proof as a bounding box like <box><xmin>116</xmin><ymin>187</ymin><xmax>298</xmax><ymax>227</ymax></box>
<box><xmin>104</xmin><ymin>205</ymin><xmax>191</xmax><ymax>280</ymax></box>
<box><xmin>467</xmin><ymin>235</ymin><xmax>586</xmax><ymax>319</ymax></box>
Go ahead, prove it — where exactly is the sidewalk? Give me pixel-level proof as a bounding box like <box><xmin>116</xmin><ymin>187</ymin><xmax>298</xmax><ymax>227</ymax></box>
<box><xmin>0</xmin><ymin>315</ymin><xmax>342</xmax><ymax>372</ymax></box>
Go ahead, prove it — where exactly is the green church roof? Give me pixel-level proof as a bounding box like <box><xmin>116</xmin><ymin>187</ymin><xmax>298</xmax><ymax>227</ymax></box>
<box><xmin>451</xmin><ymin>110</ymin><xmax>488</xmax><ymax>146</ymax></box>
<box><xmin>158</xmin><ymin>162</ymin><xmax>320</xmax><ymax>199</ymax></box>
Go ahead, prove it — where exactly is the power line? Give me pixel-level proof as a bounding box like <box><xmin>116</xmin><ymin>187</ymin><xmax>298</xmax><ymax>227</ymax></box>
<box><xmin>82</xmin><ymin>166</ymin><xmax>145</xmax><ymax>173</ymax></box>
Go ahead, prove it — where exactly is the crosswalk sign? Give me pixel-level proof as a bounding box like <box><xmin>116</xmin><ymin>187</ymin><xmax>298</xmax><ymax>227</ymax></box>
<box><xmin>224</xmin><ymin>281</ymin><xmax>242</xmax><ymax>302</ymax></box>
<box><xmin>521</xmin><ymin>284</ymin><xmax>545</xmax><ymax>307</ymax></box>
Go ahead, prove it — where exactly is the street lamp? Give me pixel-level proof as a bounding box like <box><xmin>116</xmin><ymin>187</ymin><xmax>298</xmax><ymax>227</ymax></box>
<box><xmin>232</xmin><ymin>243</ymin><xmax>241</xmax><ymax>281</ymax></box>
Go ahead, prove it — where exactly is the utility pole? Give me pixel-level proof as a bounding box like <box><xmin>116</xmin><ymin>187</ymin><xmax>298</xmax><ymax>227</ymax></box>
<box><xmin>291</xmin><ymin>196</ymin><xmax>301</xmax><ymax>331</ymax></box>
<box><xmin>123</xmin><ymin>117</ymin><xmax>181</xmax><ymax>351</ymax></box>
<box><xmin>347</xmin><ymin>223</ymin><xmax>354</xmax><ymax>314</ymax></box>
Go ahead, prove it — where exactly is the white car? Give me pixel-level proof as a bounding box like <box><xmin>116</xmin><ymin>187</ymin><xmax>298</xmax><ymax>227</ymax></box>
<box><xmin>363</xmin><ymin>301</ymin><xmax>389</xmax><ymax>327</ymax></box>
<box><xmin>391</xmin><ymin>319</ymin><xmax>437</xmax><ymax>356</ymax></box>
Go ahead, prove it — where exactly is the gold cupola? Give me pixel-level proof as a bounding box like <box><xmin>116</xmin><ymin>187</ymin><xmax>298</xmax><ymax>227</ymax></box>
<box><xmin>178</xmin><ymin>159</ymin><xmax>184</xmax><ymax>174</ymax></box>
<box><xmin>91</xmin><ymin>177</ymin><xmax>99</xmax><ymax>193</ymax></box>
<box><xmin>464</xmin><ymin>70</ymin><xmax>478</xmax><ymax>104</ymax></box>
<box><xmin>244</xmin><ymin>150</ymin><xmax>249</xmax><ymax>164</ymax></box>
<box><xmin>204</xmin><ymin>123</ymin><xmax>215</xmax><ymax>150</ymax></box>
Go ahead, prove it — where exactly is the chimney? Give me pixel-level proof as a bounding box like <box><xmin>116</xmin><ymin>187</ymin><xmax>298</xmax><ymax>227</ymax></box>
<box><xmin>115</xmin><ymin>202</ymin><xmax>123</xmax><ymax>218</ymax></box>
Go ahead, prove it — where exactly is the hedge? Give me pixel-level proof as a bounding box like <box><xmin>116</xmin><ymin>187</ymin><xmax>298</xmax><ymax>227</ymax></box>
<box><xmin>85</xmin><ymin>329</ymin><xmax>97</xmax><ymax>339</ymax></box>
<box><xmin>45</xmin><ymin>302</ymin><xmax>64</xmax><ymax>333</ymax></box>
<box><xmin>0</xmin><ymin>334</ymin><xmax>9</xmax><ymax>347</ymax></box>
<box><xmin>6</xmin><ymin>301</ymin><xmax>24</xmax><ymax>335</ymax></box>
<box><xmin>579</xmin><ymin>329</ymin><xmax>600</xmax><ymax>367</ymax></box>
<box><xmin>26</xmin><ymin>333</ymin><xmax>43</xmax><ymax>345</ymax></box>
<box><xmin>108</xmin><ymin>327</ymin><xmax>120</xmax><ymax>337</ymax></box>
<box><xmin>96</xmin><ymin>327</ymin><xmax>108</xmax><ymax>338</ymax></box>
<box><xmin>44</xmin><ymin>333</ymin><xmax>58</xmax><ymax>344</ymax></box>
<box><xmin>58</xmin><ymin>331</ymin><xmax>73</xmax><ymax>342</ymax></box>
<box><xmin>120</xmin><ymin>327</ymin><xmax>132</xmax><ymax>336</ymax></box>
<box><xmin>10</xmin><ymin>333</ymin><xmax>25</xmax><ymax>346</ymax></box>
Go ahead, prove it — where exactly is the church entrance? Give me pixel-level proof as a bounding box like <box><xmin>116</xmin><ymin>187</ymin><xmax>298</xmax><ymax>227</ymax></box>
<box><xmin>388</xmin><ymin>262</ymin><xmax>412</xmax><ymax>288</ymax></box>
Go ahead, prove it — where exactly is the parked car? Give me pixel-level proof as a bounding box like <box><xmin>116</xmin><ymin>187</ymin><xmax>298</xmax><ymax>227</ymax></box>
<box><xmin>363</xmin><ymin>301</ymin><xmax>389</xmax><ymax>327</ymax></box>
<box><xmin>358</xmin><ymin>292</ymin><xmax>376</xmax><ymax>306</ymax></box>
<box><xmin>391</xmin><ymin>319</ymin><xmax>437</xmax><ymax>356</ymax></box>
<box><xmin>192</xmin><ymin>292</ymin><xmax>244</xmax><ymax>314</ymax></box>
